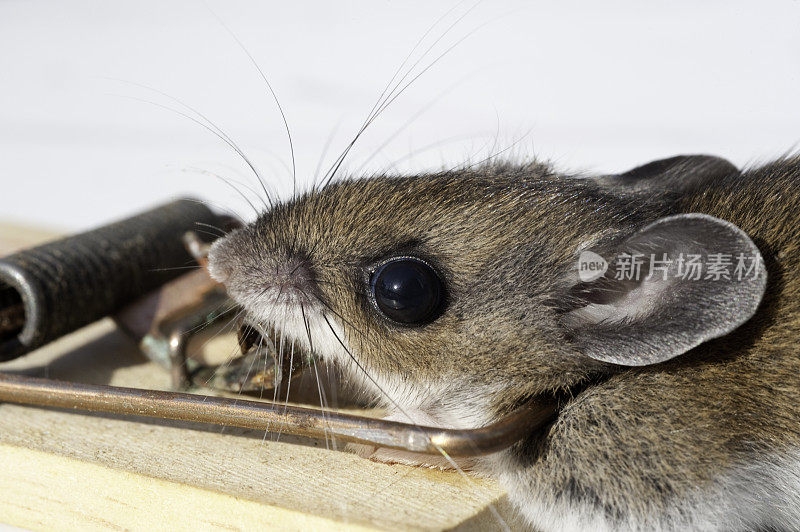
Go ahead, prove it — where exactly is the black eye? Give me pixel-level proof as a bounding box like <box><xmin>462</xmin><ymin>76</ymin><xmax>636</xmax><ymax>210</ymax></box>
<box><xmin>370</xmin><ymin>257</ymin><xmax>444</xmax><ymax>326</ymax></box>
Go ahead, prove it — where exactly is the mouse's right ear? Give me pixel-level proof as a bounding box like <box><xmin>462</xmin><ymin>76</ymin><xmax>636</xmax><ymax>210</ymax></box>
<box><xmin>596</xmin><ymin>154</ymin><xmax>739</xmax><ymax>193</ymax></box>
<box><xmin>558</xmin><ymin>214</ymin><xmax>767</xmax><ymax>366</ymax></box>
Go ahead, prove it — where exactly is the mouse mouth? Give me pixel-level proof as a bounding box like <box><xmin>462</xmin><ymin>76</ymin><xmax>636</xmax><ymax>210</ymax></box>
<box><xmin>182</xmin><ymin>305</ymin><xmax>565</xmax><ymax>456</ymax></box>
<box><xmin>190</xmin><ymin>316</ymin><xmax>314</xmax><ymax>395</ymax></box>
<box><xmin>220</xmin><ymin>296</ymin><xmax>570</xmax><ymax>450</ymax></box>
<box><xmin>236</xmin><ymin>309</ymin><xmax>577</xmax><ymax>436</ymax></box>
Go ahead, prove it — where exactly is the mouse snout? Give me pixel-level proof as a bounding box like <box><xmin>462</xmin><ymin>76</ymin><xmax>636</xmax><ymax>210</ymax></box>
<box><xmin>206</xmin><ymin>237</ymin><xmax>235</xmax><ymax>284</ymax></box>
<box><xmin>207</xmin><ymin>231</ymin><xmax>317</xmax><ymax>309</ymax></box>
<box><xmin>267</xmin><ymin>257</ymin><xmax>315</xmax><ymax>299</ymax></box>
<box><xmin>232</xmin><ymin>254</ymin><xmax>318</xmax><ymax>321</ymax></box>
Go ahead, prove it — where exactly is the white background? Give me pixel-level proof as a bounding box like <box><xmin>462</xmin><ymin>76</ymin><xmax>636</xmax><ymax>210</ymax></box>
<box><xmin>2</xmin><ymin>1</ymin><xmax>799</xmax><ymax>232</ymax></box>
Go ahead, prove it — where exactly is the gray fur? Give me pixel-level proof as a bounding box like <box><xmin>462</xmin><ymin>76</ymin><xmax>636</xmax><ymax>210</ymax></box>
<box><xmin>564</xmin><ymin>213</ymin><xmax>767</xmax><ymax>366</ymax></box>
<box><xmin>208</xmin><ymin>154</ymin><xmax>800</xmax><ymax>531</ymax></box>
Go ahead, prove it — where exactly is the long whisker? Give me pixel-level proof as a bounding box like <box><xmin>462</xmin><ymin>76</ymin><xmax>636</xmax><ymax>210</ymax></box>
<box><xmin>193</xmin><ymin>228</ymin><xmax>232</xmax><ymax>241</ymax></box>
<box><xmin>104</xmin><ymin>79</ymin><xmax>276</xmax><ymax>207</ymax></box>
<box><xmin>256</xmin><ymin>334</ymin><xmax>274</xmax><ymax>458</ymax></box>
<box><xmin>320</xmin><ymin>0</ymin><xmax>484</xmax><ymax>189</ymax></box>
<box><xmin>205</xmin><ymin>5</ymin><xmax>298</xmax><ymax>199</ymax></box>
<box><xmin>316</xmin><ymin>0</ymin><xmax>474</xmax><ymax>189</ymax></box>
<box><xmin>109</xmin><ymin>93</ymin><xmax>274</xmax><ymax>207</ymax></box>
<box><xmin>313</xmin><ymin>118</ymin><xmax>345</xmax><ymax>184</ymax></box>
<box><xmin>193</xmin><ymin>306</ymin><xmax>249</xmax><ymax>390</ymax></box>
<box><xmin>315</xmin><ymin>298</ymin><xmax>379</xmax><ymax>349</ymax></box>
<box><xmin>234</xmin><ymin>329</ymin><xmax>261</xmax><ymax>399</ymax></box>
<box><xmin>312</xmin><ymin>357</ymin><xmax>331</xmax><ymax>451</ymax></box>
<box><xmin>320</xmin><ymin>312</ymin><xmax>509</xmax><ymax>530</ymax></box>
<box><xmin>300</xmin><ymin>301</ymin><xmax>332</xmax><ymax>448</ymax></box>
<box><xmin>379</xmin><ymin>132</ymin><xmax>491</xmax><ymax>174</ymax></box>
<box><xmin>147</xmin><ymin>265</ymin><xmax>203</xmax><ymax>273</ymax></box>
<box><xmin>362</xmin><ymin>0</ymin><xmax>483</xmax><ymax>130</ymax></box>
<box><xmin>455</xmin><ymin>127</ymin><xmax>534</xmax><ymax>172</ymax></box>
<box><xmin>282</xmin><ymin>339</ymin><xmax>295</xmax><ymax>416</ymax></box>
<box><xmin>180</xmin><ymin>197</ymin><xmax>245</xmax><ymax>228</ymax></box>
<box><xmin>353</xmin><ymin>71</ymin><xmax>481</xmax><ymax>175</ymax></box>
<box><xmin>272</xmin><ymin>313</ymin><xmax>284</xmax><ymax>408</ymax></box>
<box><xmin>183</xmin><ymin>166</ymin><xmax>268</xmax><ymax>212</ymax></box>
<box><xmin>274</xmin><ymin>301</ymin><xmax>295</xmax><ymax>442</ymax></box>
<box><xmin>194</xmin><ymin>221</ymin><xmax>229</xmax><ymax>238</ymax></box>
<box><xmin>351</xmin><ymin>19</ymin><xmax>487</xmax><ymax>155</ymax></box>
<box><xmin>182</xmin><ymin>167</ymin><xmax>262</xmax><ymax>215</ymax></box>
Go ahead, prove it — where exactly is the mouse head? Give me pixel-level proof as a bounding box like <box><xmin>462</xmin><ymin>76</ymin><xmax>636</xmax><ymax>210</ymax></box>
<box><xmin>208</xmin><ymin>159</ymin><xmax>765</xmax><ymax>427</ymax></box>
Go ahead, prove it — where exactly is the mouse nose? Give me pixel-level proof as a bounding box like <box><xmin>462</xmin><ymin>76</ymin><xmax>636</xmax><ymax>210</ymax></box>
<box><xmin>270</xmin><ymin>257</ymin><xmax>315</xmax><ymax>296</ymax></box>
<box><xmin>206</xmin><ymin>227</ymin><xmax>318</xmax><ymax>305</ymax></box>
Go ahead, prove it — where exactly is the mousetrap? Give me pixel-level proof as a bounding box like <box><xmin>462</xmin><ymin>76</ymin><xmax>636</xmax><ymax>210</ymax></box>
<box><xmin>0</xmin><ymin>200</ymin><xmax>555</xmax><ymax>458</ymax></box>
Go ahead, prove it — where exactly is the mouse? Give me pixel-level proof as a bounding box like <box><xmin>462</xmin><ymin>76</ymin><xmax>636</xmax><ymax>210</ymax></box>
<box><xmin>206</xmin><ymin>153</ymin><xmax>799</xmax><ymax>531</ymax></box>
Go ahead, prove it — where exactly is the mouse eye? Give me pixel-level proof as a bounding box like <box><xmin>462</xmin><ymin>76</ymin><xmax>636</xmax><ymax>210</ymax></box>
<box><xmin>369</xmin><ymin>257</ymin><xmax>444</xmax><ymax>326</ymax></box>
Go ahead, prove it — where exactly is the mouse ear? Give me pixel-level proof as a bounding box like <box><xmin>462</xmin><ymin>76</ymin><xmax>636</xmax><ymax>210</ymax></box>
<box><xmin>561</xmin><ymin>214</ymin><xmax>766</xmax><ymax>366</ymax></box>
<box><xmin>596</xmin><ymin>155</ymin><xmax>738</xmax><ymax>193</ymax></box>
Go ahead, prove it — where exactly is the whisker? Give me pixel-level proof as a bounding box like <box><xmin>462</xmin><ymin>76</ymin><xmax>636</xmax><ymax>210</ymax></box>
<box><xmin>257</xmin><ymin>334</ymin><xmax>274</xmax><ymax>458</ymax></box>
<box><xmin>313</xmin><ymin>118</ymin><xmax>345</xmax><ymax>184</ymax></box>
<box><xmin>147</xmin><ymin>265</ymin><xmax>202</xmax><ymax>273</ymax></box>
<box><xmin>454</xmin><ymin>127</ymin><xmax>534</xmax><ymax>172</ymax></box>
<box><xmin>379</xmin><ymin>132</ymin><xmax>491</xmax><ymax>174</ymax></box>
<box><xmin>193</xmin><ymin>306</ymin><xmax>250</xmax><ymax>390</ymax></box>
<box><xmin>312</xmin><ymin>357</ymin><xmax>331</xmax><ymax>451</ymax></box>
<box><xmin>109</xmin><ymin>93</ymin><xmax>274</xmax><ymax>207</ymax></box>
<box><xmin>194</xmin><ymin>221</ymin><xmax>229</xmax><ymax>238</ymax></box>
<box><xmin>205</xmin><ymin>5</ymin><xmax>298</xmax><ymax>199</ymax></box>
<box><xmin>320</xmin><ymin>312</ymin><xmax>508</xmax><ymax>529</ymax></box>
<box><xmin>193</xmin><ymin>228</ymin><xmax>234</xmax><ymax>241</ymax></box>
<box><xmin>180</xmin><ymin>197</ymin><xmax>246</xmax><ymax>228</ymax></box>
<box><xmin>354</xmin><ymin>71</ymin><xmax>482</xmax><ymax>175</ymax></box>
<box><xmin>300</xmin><ymin>301</ymin><xmax>332</xmax><ymax>448</ymax></box>
<box><xmin>316</xmin><ymin>0</ymin><xmax>473</xmax><ymax>189</ymax></box>
<box><xmin>315</xmin><ymin>298</ymin><xmax>379</xmax><ymax>349</ymax></box>
<box><xmin>320</xmin><ymin>0</ymin><xmax>484</xmax><ymax>189</ymax></box>
<box><xmin>282</xmin><ymin>339</ymin><xmax>295</xmax><ymax>413</ymax></box>
<box><xmin>363</xmin><ymin>0</ymin><xmax>483</xmax><ymax>129</ymax></box>
<box><xmin>104</xmin><ymin>79</ymin><xmax>276</xmax><ymax>207</ymax></box>
<box><xmin>185</xmin><ymin>303</ymin><xmax>241</xmax><ymax>338</ymax></box>
<box><xmin>272</xmin><ymin>310</ymin><xmax>284</xmax><ymax>409</ymax></box>
<box><xmin>183</xmin><ymin>166</ymin><xmax>267</xmax><ymax>213</ymax></box>
<box><xmin>353</xmin><ymin>18</ymin><xmax>487</xmax><ymax>155</ymax></box>
<box><xmin>234</xmin><ymin>329</ymin><xmax>261</xmax><ymax>397</ymax></box>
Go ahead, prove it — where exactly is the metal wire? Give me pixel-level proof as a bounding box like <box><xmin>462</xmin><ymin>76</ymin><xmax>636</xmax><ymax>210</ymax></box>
<box><xmin>0</xmin><ymin>372</ymin><xmax>556</xmax><ymax>457</ymax></box>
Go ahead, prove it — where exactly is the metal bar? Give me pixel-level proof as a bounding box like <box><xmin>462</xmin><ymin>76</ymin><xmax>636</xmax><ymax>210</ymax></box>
<box><xmin>0</xmin><ymin>372</ymin><xmax>556</xmax><ymax>457</ymax></box>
